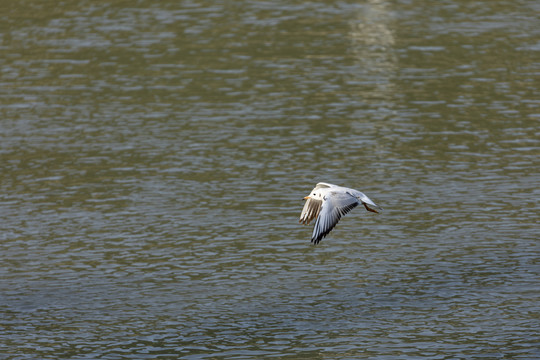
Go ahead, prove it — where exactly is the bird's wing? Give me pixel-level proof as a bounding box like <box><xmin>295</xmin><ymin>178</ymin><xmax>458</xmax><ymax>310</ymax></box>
<box><xmin>311</xmin><ymin>191</ymin><xmax>359</xmax><ymax>244</ymax></box>
<box><xmin>299</xmin><ymin>197</ymin><xmax>323</xmax><ymax>225</ymax></box>
<box><xmin>315</xmin><ymin>182</ymin><xmax>335</xmax><ymax>188</ymax></box>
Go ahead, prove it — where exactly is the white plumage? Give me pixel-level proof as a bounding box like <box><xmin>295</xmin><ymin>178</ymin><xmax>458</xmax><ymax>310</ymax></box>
<box><xmin>299</xmin><ymin>182</ymin><xmax>382</xmax><ymax>244</ymax></box>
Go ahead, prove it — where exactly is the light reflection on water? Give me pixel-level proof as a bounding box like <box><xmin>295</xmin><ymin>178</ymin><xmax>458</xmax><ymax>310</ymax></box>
<box><xmin>1</xmin><ymin>0</ymin><xmax>539</xmax><ymax>359</ymax></box>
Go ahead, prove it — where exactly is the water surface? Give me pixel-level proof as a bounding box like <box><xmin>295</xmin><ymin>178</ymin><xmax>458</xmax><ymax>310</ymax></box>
<box><xmin>1</xmin><ymin>0</ymin><xmax>539</xmax><ymax>359</ymax></box>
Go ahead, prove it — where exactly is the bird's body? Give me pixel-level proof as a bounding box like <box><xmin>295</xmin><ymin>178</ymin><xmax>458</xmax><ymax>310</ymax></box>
<box><xmin>299</xmin><ymin>182</ymin><xmax>382</xmax><ymax>244</ymax></box>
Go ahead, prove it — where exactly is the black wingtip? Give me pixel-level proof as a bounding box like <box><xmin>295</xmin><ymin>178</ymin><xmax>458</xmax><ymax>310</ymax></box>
<box><xmin>311</xmin><ymin>233</ymin><xmax>326</xmax><ymax>245</ymax></box>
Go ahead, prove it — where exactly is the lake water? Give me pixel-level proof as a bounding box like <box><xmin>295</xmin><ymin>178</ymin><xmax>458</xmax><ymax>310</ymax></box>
<box><xmin>1</xmin><ymin>1</ymin><xmax>539</xmax><ymax>359</ymax></box>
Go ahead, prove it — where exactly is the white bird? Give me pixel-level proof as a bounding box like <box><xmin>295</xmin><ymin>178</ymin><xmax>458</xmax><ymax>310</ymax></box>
<box><xmin>299</xmin><ymin>182</ymin><xmax>382</xmax><ymax>244</ymax></box>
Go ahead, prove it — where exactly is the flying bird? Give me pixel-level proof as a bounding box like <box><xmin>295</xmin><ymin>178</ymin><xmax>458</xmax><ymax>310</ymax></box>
<box><xmin>299</xmin><ymin>182</ymin><xmax>382</xmax><ymax>244</ymax></box>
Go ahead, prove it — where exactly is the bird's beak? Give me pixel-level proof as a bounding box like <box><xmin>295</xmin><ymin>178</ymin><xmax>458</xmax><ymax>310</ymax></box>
<box><xmin>303</xmin><ymin>196</ymin><xmax>310</xmax><ymax>200</ymax></box>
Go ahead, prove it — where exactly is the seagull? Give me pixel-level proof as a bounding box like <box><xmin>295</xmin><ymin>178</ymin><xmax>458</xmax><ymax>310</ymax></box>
<box><xmin>299</xmin><ymin>182</ymin><xmax>382</xmax><ymax>244</ymax></box>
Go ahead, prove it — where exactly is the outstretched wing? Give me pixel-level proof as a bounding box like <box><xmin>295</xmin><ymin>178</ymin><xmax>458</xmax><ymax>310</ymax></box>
<box><xmin>311</xmin><ymin>191</ymin><xmax>359</xmax><ymax>244</ymax></box>
<box><xmin>299</xmin><ymin>183</ymin><xmax>332</xmax><ymax>225</ymax></box>
<box><xmin>299</xmin><ymin>197</ymin><xmax>323</xmax><ymax>225</ymax></box>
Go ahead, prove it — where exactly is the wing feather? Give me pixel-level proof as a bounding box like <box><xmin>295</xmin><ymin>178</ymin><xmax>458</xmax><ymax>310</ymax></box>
<box><xmin>311</xmin><ymin>192</ymin><xmax>359</xmax><ymax>244</ymax></box>
<box><xmin>299</xmin><ymin>198</ymin><xmax>322</xmax><ymax>225</ymax></box>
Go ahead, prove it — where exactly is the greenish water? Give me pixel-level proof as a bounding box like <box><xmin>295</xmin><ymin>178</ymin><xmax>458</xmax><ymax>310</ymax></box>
<box><xmin>1</xmin><ymin>1</ymin><xmax>539</xmax><ymax>359</ymax></box>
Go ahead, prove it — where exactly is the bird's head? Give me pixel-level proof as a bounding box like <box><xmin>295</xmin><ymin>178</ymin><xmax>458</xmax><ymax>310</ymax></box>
<box><xmin>303</xmin><ymin>191</ymin><xmax>322</xmax><ymax>201</ymax></box>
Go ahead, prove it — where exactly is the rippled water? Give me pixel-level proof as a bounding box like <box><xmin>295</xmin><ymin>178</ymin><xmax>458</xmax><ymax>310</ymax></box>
<box><xmin>1</xmin><ymin>1</ymin><xmax>539</xmax><ymax>359</ymax></box>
